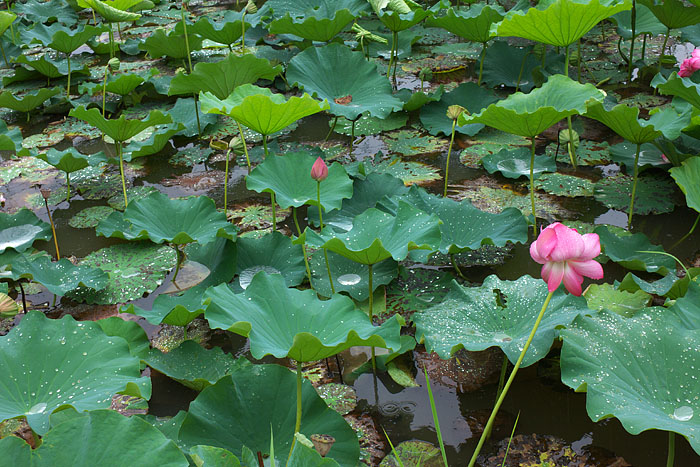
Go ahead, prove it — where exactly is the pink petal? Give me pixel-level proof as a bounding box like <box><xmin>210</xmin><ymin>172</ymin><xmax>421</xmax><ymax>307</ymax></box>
<box><xmin>530</xmin><ymin>240</ymin><xmax>546</xmax><ymax>264</ymax></box>
<box><xmin>543</xmin><ymin>261</ymin><xmax>565</xmax><ymax>293</ymax></box>
<box><xmin>693</xmin><ymin>48</ymin><xmax>700</xmax><ymax>59</ymax></box>
<box><xmin>679</xmin><ymin>59</ymin><xmax>697</xmax><ymax>78</ymax></box>
<box><xmin>578</xmin><ymin>233</ymin><xmax>601</xmax><ymax>260</ymax></box>
<box><xmin>549</xmin><ymin>224</ymin><xmax>584</xmax><ymax>262</ymax></box>
<box><xmin>562</xmin><ymin>264</ymin><xmax>584</xmax><ymax>296</ymax></box>
<box><xmin>569</xmin><ymin>259</ymin><xmax>604</xmax><ymax>280</ymax></box>
<box><xmin>533</xmin><ymin>224</ymin><xmax>557</xmax><ymax>260</ymax></box>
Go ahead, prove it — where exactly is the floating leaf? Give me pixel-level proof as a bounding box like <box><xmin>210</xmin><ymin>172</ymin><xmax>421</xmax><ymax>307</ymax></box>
<box><xmin>534</xmin><ymin>172</ymin><xmax>595</xmax><ymax>197</ymax></box>
<box><xmin>383</xmin><ymin>130</ymin><xmax>445</xmax><ymax>156</ymax></box>
<box><xmin>12</xmin><ymin>255</ymin><xmax>108</xmax><ymax>296</ymax></box>
<box><xmin>593</xmin><ymin>173</ymin><xmax>678</xmax><ymax>215</ymax></box>
<box><xmin>481</xmin><ymin>146</ymin><xmax>556</xmax><ymax>179</ymax></box>
<box><xmin>0</xmin><ymin>209</ymin><xmax>52</xmax><ymax>254</ymax></box>
<box><xmin>0</xmin><ymin>312</ymin><xmax>149</xmax><ymax>434</ymax></box>
<box><xmin>379</xmin><ymin>440</ymin><xmax>441</xmax><ymax>467</ymax></box>
<box><xmin>331</xmin><ymin>113</ymin><xmax>408</xmax><ymax>137</ymax></box>
<box><xmin>595</xmin><ymin>225</ymin><xmax>675</xmax><ymax>275</ymax></box>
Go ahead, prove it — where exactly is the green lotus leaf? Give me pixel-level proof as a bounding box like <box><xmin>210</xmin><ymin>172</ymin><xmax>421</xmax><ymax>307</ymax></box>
<box><xmin>97</xmin><ymin>192</ymin><xmax>237</xmax><ymax>244</ymax></box>
<box><xmin>308</xmin><ymin>173</ymin><xmax>409</xmax><ymax>231</ymax></box>
<box><xmin>0</xmin><ymin>410</ymin><xmax>187</xmax><ymax>465</ymax></box>
<box><xmin>145</xmin><ymin>341</ymin><xmax>246</xmax><ymax>391</ymax></box>
<box><xmin>0</xmin><ymin>87</ymin><xmax>61</xmax><ymax>113</ymax></box>
<box><xmin>163</xmin><ymin>98</ymin><xmax>215</xmax><ymax>138</ymax></box>
<box><xmin>481</xmin><ymin>146</ymin><xmax>557</xmax><ymax>179</ymax></box>
<box><xmin>420</xmin><ymin>82</ymin><xmax>497</xmax><ymax>136</ymax></box>
<box><xmin>69</xmin><ymin>105</ymin><xmax>172</xmax><ymax>143</ymax></box>
<box><xmin>654</xmin><ymin>72</ymin><xmax>700</xmax><ymax>110</ymax></box>
<box><xmin>583</xmin><ymin>283</ymin><xmax>651</xmax><ymax>317</ymax></box>
<box><xmin>331</xmin><ymin>112</ymin><xmax>408</xmax><ymax>136</ymax></box>
<box><xmin>585</xmin><ymin>101</ymin><xmax>691</xmax><ymax>144</ymax></box>
<box><xmin>0</xmin><ymin>311</ymin><xmax>149</xmax><ymax>435</ymax></box>
<box><xmin>185</xmin><ymin>237</ymin><xmax>238</xmax><ymax>289</ymax></box>
<box><xmin>66</xmin><ymin>243</ymin><xmax>177</xmax><ymax>305</ymax></box>
<box><xmin>188</xmin><ymin>11</ymin><xmax>248</xmax><ymax>47</ymax></box>
<box><xmin>618</xmin><ymin>271</ymin><xmax>678</xmax><ymax>296</ymax></box>
<box><xmin>534</xmin><ymin>172</ymin><xmax>595</xmax><ymax>197</ymax></box>
<box><xmin>286</xmin><ymin>43</ymin><xmax>404</xmax><ymax>120</ymax></box>
<box><xmin>122</xmin><ymin>123</ymin><xmax>186</xmax><ymax>160</ymax></box>
<box><xmin>139</xmin><ymin>28</ymin><xmax>202</xmax><ymax>60</ymax></box>
<box><xmin>14</xmin><ymin>54</ymin><xmax>88</xmax><ymax>79</ymax></box>
<box><xmin>0</xmin><ymin>11</ymin><xmax>16</xmax><ymax>37</ymax></box>
<box><xmin>0</xmin><ymin>121</ymin><xmax>28</xmax><ymax>157</ymax></box>
<box><xmin>235</xmin><ymin>231</ymin><xmax>305</xmax><ymax>290</ymax></box>
<box><xmin>269</xmin><ymin>8</ymin><xmax>358</xmax><ymax>42</ymax></box>
<box><xmin>385</xmin><ymin>185</ymin><xmax>528</xmax><ymax>254</ymax></box>
<box><xmin>80</xmin><ymin>72</ymin><xmax>150</xmax><ymax>97</ymax></box>
<box><xmin>168</xmin><ymin>54</ymin><xmax>282</xmax><ymax>99</ymax></box>
<box><xmin>458</xmin><ymin>74</ymin><xmax>605</xmax><ymax>138</ymax></box>
<box><xmin>427</xmin><ymin>4</ymin><xmax>505</xmax><ymax>43</ymax></box>
<box><xmin>348</xmin><ymin>155</ymin><xmax>440</xmax><ymax>186</ymax></box>
<box><xmin>190</xmin><ymin>445</ymin><xmax>242</xmax><ymax>467</ymax></box>
<box><xmin>611</xmin><ymin>4</ymin><xmax>666</xmax><ymax>39</ymax></box>
<box><xmin>123</xmin><ymin>286</ymin><xmax>206</xmax><ymax>326</ymax></box>
<box><xmin>12</xmin><ymin>255</ymin><xmax>108</xmax><ymax>296</ymax></box>
<box><xmin>200</xmin><ymin>84</ymin><xmax>329</xmax><ymax>136</ymax></box>
<box><xmin>414</xmin><ymin>275</ymin><xmax>589</xmax><ymax>367</ymax></box>
<box><xmin>302</xmin><ymin>200</ymin><xmax>441</xmax><ymax>265</ymax></box>
<box><xmin>479</xmin><ymin>41</ymin><xmax>541</xmax><ymax>92</ymax></box>
<box><xmin>268</xmin><ymin>0</ymin><xmax>368</xmax><ymax>18</ymax></box>
<box><xmin>397</xmin><ymin>86</ymin><xmax>444</xmax><ymax>112</ymax></box>
<box><xmin>288</xmin><ymin>435</ymin><xmax>342</xmax><ymax>466</ymax></box>
<box><xmin>560</xmin><ymin>310</ymin><xmax>700</xmax><ymax>455</ymax></box>
<box><xmin>35</xmin><ymin>147</ymin><xmax>94</xmax><ymax>174</ymax></box>
<box><xmin>595</xmin><ymin>225</ymin><xmax>674</xmax><ymax>275</ymax></box>
<box><xmin>14</xmin><ymin>0</ymin><xmax>78</xmax><ymax>25</ymax></box>
<box><xmin>178</xmin><ymin>363</ymin><xmax>360</xmax><ymax>464</ymax></box>
<box><xmin>493</xmin><ymin>0</ymin><xmax>632</xmax><ymax>47</ymax></box>
<box><xmin>0</xmin><ymin>209</ymin><xmax>52</xmax><ymax>254</ymax></box>
<box><xmin>593</xmin><ymin>172</ymin><xmax>678</xmax><ymax>215</ymax></box>
<box><xmin>309</xmin><ymin>250</ymin><xmax>398</xmax><ymax>300</ymax></box>
<box><xmin>639</xmin><ymin>0</ymin><xmax>700</xmax><ymax>29</ymax></box>
<box><xmin>670</xmin><ymin>156</ymin><xmax>700</xmax><ymax>213</ymax></box>
<box><xmin>83</xmin><ymin>0</ymin><xmax>141</xmax><ymax>22</ymax></box>
<box><xmin>97</xmin><ymin>316</ymin><xmax>150</xmax><ymax>360</ymax></box>
<box><xmin>23</xmin><ymin>23</ymin><xmax>107</xmax><ymax>54</ymax></box>
<box><xmin>373</xmin><ymin>0</ymin><xmax>448</xmax><ymax>32</ymax></box>
<box><xmin>609</xmin><ymin>141</ymin><xmax>667</xmax><ymax>171</ymax></box>
<box><xmin>245</xmin><ymin>152</ymin><xmax>352</xmax><ymax>211</ymax></box>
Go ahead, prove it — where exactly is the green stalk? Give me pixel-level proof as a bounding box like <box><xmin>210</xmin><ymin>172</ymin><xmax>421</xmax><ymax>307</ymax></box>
<box><xmin>529</xmin><ymin>137</ymin><xmax>537</xmax><ymax>236</ymax></box>
<box><xmin>424</xmin><ymin>366</ymin><xmax>449</xmax><ymax>467</ymax></box>
<box><xmin>386</xmin><ymin>31</ymin><xmax>396</xmax><ymax>79</ymax></box>
<box><xmin>564</xmin><ymin>46</ymin><xmax>577</xmax><ymax>169</ymax></box>
<box><xmin>240</xmin><ymin>10</ymin><xmax>247</xmax><ymax>52</ymax></box>
<box><xmin>117</xmin><ymin>142</ymin><xmax>128</xmax><ymax>208</ymax></box>
<box><xmin>172</xmin><ymin>245</ymin><xmax>183</xmax><ymax>284</ymax></box>
<box><xmin>477</xmin><ymin>42</ymin><xmax>486</xmax><ymax>86</ymax></box>
<box><xmin>318</xmin><ymin>181</ymin><xmax>335</xmax><ymax>294</ymax></box>
<box><xmin>263</xmin><ymin>135</ymin><xmax>269</xmax><ymax>157</ymax></box>
<box><xmin>223</xmin><ymin>149</ymin><xmax>230</xmax><ymax>212</ymax></box>
<box><xmin>236</xmin><ymin>120</ymin><xmax>251</xmax><ymax>174</ymax></box>
<box><xmin>450</xmin><ymin>253</ymin><xmax>467</xmax><ymax>280</ymax></box>
<box><xmin>325</xmin><ymin>116</ymin><xmax>338</xmax><ymax>142</ymax></box>
<box><xmin>66</xmin><ymin>54</ymin><xmax>71</xmax><ymax>96</ymax></box>
<box><xmin>65</xmin><ymin>173</ymin><xmax>71</xmax><ymax>202</ymax></box>
<box><xmin>641</xmin><ymin>33</ymin><xmax>647</xmax><ymax>60</ymax></box>
<box><xmin>658</xmin><ymin>27</ymin><xmax>670</xmax><ymax>75</ymax></box>
<box><xmin>271</xmin><ymin>192</ymin><xmax>276</xmax><ymax>231</ymax></box>
<box><xmin>627</xmin><ymin>0</ymin><xmax>637</xmax><ymax>82</ymax></box>
<box><xmin>192</xmin><ymin>93</ymin><xmax>201</xmax><ymax>136</ymax></box>
<box><xmin>0</xmin><ymin>41</ymin><xmax>8</xmax><ymax>68</ymax></box>
<box><xmin>468</xmin><ymin>291</ymin><xmax>555</xmax><ymax>467</ymax></box>
<box><xmin>670</xmin><ymin>213</ymin><xmax>700</xmax><ymax>250</ymax></box>
<box><xmin>293</xmin><ymin>207</ymin><xmax>313</xmax><ymax>288</ymax></box>
<box><xmin>444</xmin><ymin>118</ymin><xmax>457</xmax><ymax>197</ymax></box>
<box><xmin>667</xmin><ymin>432</ymin><xmax>675</xmax><ymax>467</ymax></box>
<box><xmin>290</xmin><ymin>360</ymin><xmax>303</xmax><ymax>455</ymax></box>
<box><xmin>577</xmin><ymin>40</ymin><xmax>582</xmax><ymax>82</ymax></box>
<box><xmin>44</xmin><ymin>197</ymin><xmax>61</xmax><ymax>261</ymax></box>
<box><xmin>501</xmin><ymin>412</ymin><xmax>521</xmax><ymax>467</ymax></box>
<box><xmin>515</xmin><ymin>51</ymin><xmax>528</xmax><ymax>93</ymax></box>
<box><xmin>181</xmin><ymin>2</ymin><xmax>193</xmax><ymax>73</ymax></box>
<box><xmin>496</xmin><ymin>354</ymin><xmax>508</xmax><ymax>400</ymax></box>
<box><xmin>391</xmin><ymin>31</ymin><xmax>398</xmax><ymax>85</ymax></box>
<box><xmin>369</xmin><ymin>262</ymin><xmax>375</xmax><ymax>372</ymax></box>
<box><xmin>102</xmin><ymin>67</ymin><xmax>108</xmax><ymax>117</ymax></box>
<box><xmin>627</xmin><ymin>143</ymin><xmax>641</xmax><ymax>229</ymax></box>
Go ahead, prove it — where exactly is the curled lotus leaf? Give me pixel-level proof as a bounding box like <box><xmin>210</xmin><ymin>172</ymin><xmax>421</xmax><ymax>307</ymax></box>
<box><xmin>23</xmin><ymin>23</ymin><xmax>107</xmax><ymax>54</ymax></box>
<box><xmin>427</xmin><ymin>4</ymin><xmax>505</xmax><ymax>43</ymax></box>
<box><xmin>670</xmin><ymin>156</ymin><xmax>700</xmax><ymax>213</ymax></box>
<box><xmin>82</xmin><ymin>0</ymin><xmax>141</xmax><ymax>22</ymax></box>
<box><xmin>269</xmin><ymin>1</ymin><xmax>360</xmax><ymax>42</ymax></box>
<box><xmin>0</xmin><ymin>209</ymin><xmax>52</xmax><ymax>254</ymax></box>
<box><xmin>638</xmin><ymin>0</ymin><xmax>700</xmax><ymax>29</ymax></box>
<box><xmin>69</xmin><ymin>105</ymin><xmax>172</xmax><ymax>143</ymax></box>
<box><xmin>654</xmin><ymin>72</ymin><xmax>700</xmax><ymax>112</ymax></box>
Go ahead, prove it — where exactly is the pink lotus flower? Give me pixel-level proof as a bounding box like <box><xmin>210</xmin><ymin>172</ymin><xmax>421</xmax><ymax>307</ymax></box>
<box><xmin>678</xmin><ymin>49</ymin><xmax>700</xmax><ymax>77</ymax></box>
<box><xmin>530</xmin><ymin>223</ymin><xmax>603</xmax><ymax>296</ymax></box>
<box><xmin>310</xmin><ymin>157</ymin><xmax>328</xmax><ymax>182</ymax></box>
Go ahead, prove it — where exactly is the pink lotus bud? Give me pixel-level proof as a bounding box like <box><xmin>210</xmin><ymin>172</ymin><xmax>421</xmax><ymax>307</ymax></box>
<box><xmin>310</xmin><ymin>157</ymin><xmax>328</xmax><ymax>182</ymax></box>
<box><xmin>529</xmin><ymin>222</ymin><xmax>603</xmax><ymax>296</ymax></box>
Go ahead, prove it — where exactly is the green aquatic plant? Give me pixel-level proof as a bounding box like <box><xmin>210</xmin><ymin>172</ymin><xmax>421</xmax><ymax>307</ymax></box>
<box><xmin>669</xmin><ymin>156</ymin><xmax>700</xmax><ymax>248</ymax></box>
<box><xmin>268</xmin><ymin>0</ymin><xmax>366</xmax><ymax>42</ymax></box>
<box><xmin>36</xmin><ymin>148</ymin><xmax>105</xmax><ymax>202</ymax></box>
<box><xmin>0</xmin><ymin>87</ymin><xmax>61</xmax><ymax>121</ymax></box>
<box><xmin>0</xmin><ymin>10</ymin><xmax>17</xmax><ymax>66</ymax></box>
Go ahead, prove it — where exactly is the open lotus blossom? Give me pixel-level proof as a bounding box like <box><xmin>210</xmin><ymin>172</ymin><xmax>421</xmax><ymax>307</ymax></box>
<box><xmin>678</xmin><ymin>49</ymin><xmax>700</xmax><ymax>77</ymax></box>
<box><xmin>530</xmin><ymin>222</ymin><xmax>603</xmax><ymax>296</ymax></box>
<box><xmin>310</xmin><ymin>156</ymin><xmax>329</xmax><ymax>182</ymax></box>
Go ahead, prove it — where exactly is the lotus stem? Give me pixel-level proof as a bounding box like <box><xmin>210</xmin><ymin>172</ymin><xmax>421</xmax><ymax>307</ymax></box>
<box><xmin>368</xmin><ymin>262</ymin><xmax>376</xmax><ymax>372</ymax></box>
<box><xmin>233</xmin><ymin>120</ymin><xmax>251</xmax><ymax>174</ymax></box>
<box><xmin>172</xmin><ymin>245</ymin><xmax>183</xmax><ymax>284</ymax></box>
<box><xmin>270</xmin><ymin>192</ymin><xmax>276</xmax><ymax>231</ymax></box>
<box><xmin>529</xmin><ymin>137</ymin><xmax>537</xmax><ymax>236</ymax></box>
<box><xmin>563</xmin><ymin>47</ymin><xmax>578</xmax><ymax>169</ymax></box>
<box><xmin>317</xmin><ymin>181</ymin><xmax>335</xmax><ymax>293</ymax></box>
<box><xmin>102</xmin><ymin>67</ymin><xmax>108</xmax><ymax>117</ymax></box>
<box><xmin>386</xmin><ymin>32</ymin><xmax>395</xmax><ymax>79</ymax></box>
<box><xmin>181</xmin><ymin>2</ymin><xmax>193</xmax><ymax>73</ymax></box>
<box><xmin>496</xmin><ymin>354</ymin><xmax>508</xmax><ymax>400</ymax></box>
<box><xmin>391</xmin><ymin>31</ymin><xmax>398</xmax><ymax>86</ymax></box>
<box><xmin>223</xmin><ymin>148</ymin><xmax>230</xmax><ymax>212</ymax></box>
<box><xmin>444</xmin><ymin>119</ymin><xmax>457</xmax><ymax>197</ymax></box>
<box><xmin>350</xmin><ymin>119</ymin><xmax>356</xmax><ymax>156</ymax></box>
<box><xmin>658</xmin><ymin>28</ymin><xmax>670</xmax><ymax>75</ymax></box>
<box><xmin>450</xmin><ymin>253</ymin><xmax>467</xmax><ymax>280</ymax></box>
<box><xmin>66</xmin><ymin>54</ymin><xmax>71</xmax><ymax>97</ymax></box>
<box><xmin>117</xmin><ymin>142</ymin><xmax>128</xmax><ymax>208</ymax></box>
<box><xmin>293</xmin><ymin>207</ymin><xmax>313</xmax><ymax>288</ymax></box>
<box><xmin>670</xmin><ymin>213</ymin><xmax>700</xmax><ymax>250</ymax></box>
<box><xmin>323</xmin><ymin>249</ymin><xmax>335</xmax><ymax>294</ymax></box>
<box><xmin>477</xmin><ymin>42</ymin><xmax>486</xmax><ymax>86</ymax></box>
<box><xmin>241</xmin><ymin>11</ymin><xmax>247</xmax><ymax>52</ymax></box>
<box><xmin>43</xmin><ymin>196</ymin><xmax>60</xmax><ymax>261</ymax></box>
<box><xmin>628</xmin><ymin>0</ymin><xmax>637</xmax><ymax>82</ymax></box>
<box><xmin>295</xmin><ymin>359</ymin><xmax>303</xmax><ymax>435</ymax></box>
<box><xmin>627</xmin><ymin>143</ymin><xmax>641</xmax><ymax>229</ymax></box>
<box><xmin>263</xmin><ymin>135</ymin><xmax>269</xmax><ymax>158</ymax></box>
<box><xmin>17</xmin><ymin>281</ymin><xmax>27</xmax><ymax>313</ymax></box>
<box><xmin>667</xmin><ymin>432</ymin><xmax>675</xmax><ymax>467</ymax></box>
<box><xmin>515</xmin><ymin>50</ymin><xmax>529</xmax><ymax>93</ymax></box>
<box><xmin>0</xmin><ymin>41</ymin><xmax>8</xmax><ymax>68</ymax></box>
<box><xmin>641</xmin><ymin>33</ymin><xmax>647</xmax><ymax>60</ymax></box>
<box><xmin>65</xmin><ymin>173</ymin><xmax>71</xmax><ymax>202</ymax></box>
<box><xmin>193</xmin><ymin>93</ymin><xmax>201</xmax><ymax>136</ymax></box>
<box><xmin>325</xmin><ymin>116</ymin><xmax>338</xmax><ymax>142</ymax></box>
<box><xmin>468</xmin><ymin>290</ymin><xmax>555</xmax><ymax>467</ymax></box>
<box><xmin>108</xmin><ymin>26</ymin><xmax>114</xmax><ymax>58</ymax></box>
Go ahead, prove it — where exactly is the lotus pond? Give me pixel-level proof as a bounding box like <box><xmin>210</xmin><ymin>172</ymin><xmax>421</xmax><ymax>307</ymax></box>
<box><xmin>2</xmin><ymin>0</ymin><xmax>700</xmax><ymax>465</ymax></box>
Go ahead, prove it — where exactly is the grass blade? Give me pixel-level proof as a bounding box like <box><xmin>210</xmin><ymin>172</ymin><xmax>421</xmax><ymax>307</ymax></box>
<box><xmin>423</xmin><ymin>365</ymin><xmax>449</xmax><ymax>467</ymax></box>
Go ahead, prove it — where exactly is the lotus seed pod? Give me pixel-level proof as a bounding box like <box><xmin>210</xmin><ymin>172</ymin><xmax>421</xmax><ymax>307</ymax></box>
<box><xmin>245</xmin><ymin>0</ymin><xmax>257</xmax><ymax>14</ymax></box>
<box><xmin>228</xmin><ymin>136</ymin><xmax>245</xmax><ymax>155</ymax></box>
<box><xmin>446</xmin><ymin>104</ymin><xmax>466</xmax><ymax>121</ymax></box>
<box><xmin>107</xmin><ymin>57</ymin><xmax>120</xmax><ymax>71</ymax></box>
<box><xmin>309</xmin><ymin>434</ymin><xmax>335</xmax><ymax>457</ymax></box>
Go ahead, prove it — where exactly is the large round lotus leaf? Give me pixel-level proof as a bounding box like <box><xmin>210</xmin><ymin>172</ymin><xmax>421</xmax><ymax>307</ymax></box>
<box><xmin>168</xmin><ymin>54</ymin><xmax>282</xmax><ymax>99</ymax></box>
<box><xmin>67</xmin><ymin>243</ymin><xmax>177</xmax><ymax>304</ymax></box>
<box><xmin>97</xmin><ymin>192</ymin><xmax>237</xmax><ymax>244</ymax></box>
<box><xmin>419</xmin><ymin>82</ymin><xmax>497</xmax><ymax>136</ymax></box>
<box><xmin>245</xmin><ymin>152</ymin><xmax>352</xmax><ymax>211</ymax></box>
<box><xmin>593</xmin><ymin>172</ymin><xmax>678</xmax><ymax>215</ymax></box>
<box><xmin>309</xmin><ymin>173</ymin><xmax>409</xmax><ymax>231</ymax></box>
<box><xmin>585</xmin><ymin>101</ymin><xmax>691</xmax><ymax>144</ymax></box>
<box><xmin>0</xmin><ymin>410</ymin><xmax>187</xmax><ymax>465</ymax></box>
<box><xmin>139</xmin><ymin>27</ymin><xmax>202</xmax><ymax>59</ymax></box>
<box><xmin>145</xmin><ymin>341</ymin><xmax>247</xmax><ymax>391</ymax></box>
<box><xmin>185</xmin><ymin>237</ymin><xmax>238</xmax><ymax>289</ymax></box>
<box><xmin>385</xmin><ymin>185</ymin><xmax>527</xmax><ymax>254</ymax></box>
<box><xmin>595</xmin><ymin>226</ymin><xmax>675</xmax><ymax>275</ymax></box>
<box><xmin>309</xmin><ymin>250</ymin><xmax>398</xmax><ymax>300</ymax></box>
<box><xmin>269</xmin><ymin>8</ymin><xmax>357</xmax><ymax>42</ymax></box>
<box><xmin>302</xmin><ymin>201</ymin><xmax>441</xmax><ymax>265</ymax></box>
<box><xmin>235</xmin><ymin>231</ymin><xmax>306</xmax><ymax>289</ymax></box>
<box><xmin>24</xmin><ymin>23</ymin><xmax>107</xmax><ymax>54</ymax></box>
<box><xmin>458</xmin><ymin>74</ymin><xmax>605</xmax><ymax>138</ymax></box>
<box><xmin>97</xmin><ymin>316</ymin><xmax>150</xmax><ymax>360</ymax></box>
<box><xmin>398</xmin><ymin>86</ymin><xmax>444</xmax><ymax>112</ymax></box>
<box><xmin>479</xmin><ymin>41</ymin><xmax>541</xmax><ymax>92</ymax></box>
<box><xmin>286</xmin><ymin>43</ymin><xmax>404</xmax><ymax>120</ymax></box>
<box><xmin>11</xmin><ymin>255</ymin><xmax>108</xmax><ymax>296</ymax></box>
<box><xmin>0</xmin><ymin>209</ymin><xmax>52</xmax><ymax>254</ymax></box>
<box><xmin>188</xmin><ymin>11</ymin><xmax>247</xmax><ymax>47</ymax></box>
<box><xmin>0</xmin><ymin>87</ymin><xmax>61</xmax><ymax>113</ymax></box>
<box><xmin>670</xmin><ymin>156</ymin><xmax>700</xmax><ymax>213</ymax></box>
<box><xmin>655</xmin><ymin>73</ymin><xmax>700</xmax><ymax>109</ymax></box>
<box><xmin>414</xmin><ymin>275</ymin><xmax>589</xmax><ymax>367</ymax></box>
<box><xmin>200</xmin><ymin>84</ymin><xmax>329</xmax><ymax>136</ymax></box>
<box><xmin>427</xmin><ymin>4</ymin><xmax>505</xmax><ymax>42</ymax></box>
<box><xmin>35</xmin><ymin>147</ymin><xmax>92</xmax><ymax>174</ymax></box>
<box><xmin>560</xmin><ymin>310</ymin><xmax>700</xmax><ymax>455</ymax></box>
<box><xmin>493</xmin><ymin>0</ymin><xmax>632</xmax><ymax>47</ymax></box>
<box><xmin>69</xmin><ymin>106</ymin><xmax>172</xmax><ymax>143</ymax></box>
<box><xmin>639</xmin><ymin>0</ymin><xmax>700</xmax><ymax>29</ymax></box>
<box><xmin>481</xmin><ymin>146</ymin><xmax>556</xmax><ymax>179</ymax></box>
<box><xmin>609</xmin><ymin>141</ymin><xmax>667</xmax><ymax>171</ymax></box>
<box><xmin>205</xmin><ymin>272</ymin><xmax>403</xmax><ymax>361</ymax></box>
<box><xmin>69</xmin><ymin>206</ymin><xmax>115</xmax><ymax>229</ymax></box>
<box><xmin>0</xmin><ymin>312</ymin><xmax>149</xmax><ymax>435</ymax></box>
<box><xmin>178</xmin><ymin>364</ymin><xmax>359</xmax><ymax>464</ymax></box>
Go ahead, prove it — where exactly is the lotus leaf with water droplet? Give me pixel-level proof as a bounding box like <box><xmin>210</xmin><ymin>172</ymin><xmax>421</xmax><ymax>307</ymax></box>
<box><xmin>233</xmin><ymin>231</ymin><xmax>306</xmax><ymax>290</ymax></box>
<box><xmin>11</xmin><ymin>254</ymin><xmax>108</xmax><ymax>296</ymax></box>
<box><xmin>0</xmin><ymin>209</ymin><xmax>52</xmax><ymax>254</ymax></box>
